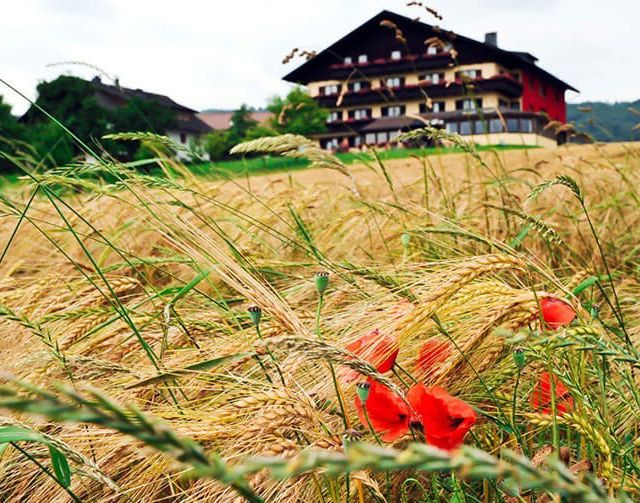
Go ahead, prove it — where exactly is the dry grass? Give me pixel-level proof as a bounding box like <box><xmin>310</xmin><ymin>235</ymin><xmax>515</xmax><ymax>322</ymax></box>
<box><xmin>0</xmin><ymin>139</ymin><xmax>639</xmax><ymax>501</ymax></box>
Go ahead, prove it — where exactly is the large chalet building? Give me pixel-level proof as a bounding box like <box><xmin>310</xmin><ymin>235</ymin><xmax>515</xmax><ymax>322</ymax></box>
<box><xmin>283</xmin><ymin>10</ymin><xmax>577</xmax><ymax>149</ymax></box>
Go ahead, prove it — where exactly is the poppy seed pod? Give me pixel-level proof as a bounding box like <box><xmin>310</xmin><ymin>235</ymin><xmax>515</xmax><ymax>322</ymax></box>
<box><xmin>356</xmin><ymin>381</ymin><xmax>371</xmax><ymax>404</ymax></box>
<box><xmin>401</xmin><ymin>233</ymin><xmax>411</xmax><ymax>248</ymax></box>
<box><xmin>512</xmin><ymin>347</ymin><xmax>526</xmax><ymax>369</ymax></box>
<box><xmin>315</xmin><ymin>271</ymin><xmax>330</xmax><ymax>295</ymax></box>
<box><xmin>247</xmin><ymin>305</ymin><xmax>262</xmax><ymax>327</ymax></box>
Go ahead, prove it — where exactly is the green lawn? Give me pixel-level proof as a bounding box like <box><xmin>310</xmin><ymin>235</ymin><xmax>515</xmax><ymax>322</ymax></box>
<box><xmin>189</xmin><ymin>144</ymin><xmax>535</xmax><ymax>179</ymax></box>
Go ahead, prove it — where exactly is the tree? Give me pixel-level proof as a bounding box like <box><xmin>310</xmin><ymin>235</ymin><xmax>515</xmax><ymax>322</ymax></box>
<box><xmin>264</xmin><ymin>87</ymin><xmax>327</xmax><ymax>136</ymax></box>
<box><xmin>228</xmin><ymin>104</ymin><xmax>257</xmax><ymax>145</ymax></box>
<box><xmin>202</xmin><ymin>130</ymin><xmax>232</xmax><ymax>161</ymax></box>
<box><xmin>0</xmin><ymin>95</ymin><xmax>27</xmax><ymax>172</ymax></box>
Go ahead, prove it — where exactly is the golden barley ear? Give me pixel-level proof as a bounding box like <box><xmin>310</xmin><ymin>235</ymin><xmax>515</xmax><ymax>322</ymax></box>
<box><xmin>528</xmin><ymin>175</ymin><xmax>583</xmax><ymax>203</ymax></box>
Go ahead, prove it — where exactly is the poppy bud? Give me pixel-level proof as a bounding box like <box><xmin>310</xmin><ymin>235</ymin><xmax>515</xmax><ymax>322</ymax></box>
<box><xmin>512</xmin><ymin>348</ymin><xmax>526</xmax><ymax>369</ymax></box>
<box><xmin>356</xmin><ymin>381</ymin><xmax>370</xmax><ymax>404</ymax></box>
<box><xmin>315</xmin><ymin>271</ymin><xmax>330</xmax><ymax>295</ymax></box>
<box><xmin>589</xmin><ymin>304</ymin><xmax>600</xmax><ymax>318</ymax></box>
<box><xmin>247</xmin><ymin>305</ymin><xmax>262</xmax><ymax>327</ymax></box>
<box><xmin>401</xmin><ymin>233</ymin><xmax>411</xmax><ymax>248</ymax></box>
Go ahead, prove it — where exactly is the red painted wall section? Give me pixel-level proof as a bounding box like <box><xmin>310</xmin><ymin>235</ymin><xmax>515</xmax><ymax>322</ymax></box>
<box><xmin>521</xmin><ymin>71</ymin><xmax>566</xmax><ymax>123</ymax></box>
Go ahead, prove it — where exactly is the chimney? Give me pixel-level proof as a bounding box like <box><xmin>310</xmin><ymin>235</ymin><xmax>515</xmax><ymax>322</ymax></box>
<box><xmin>484</xmin><ymin>32</ymin><xmax>498</xmax><ymax>47</ymax></box>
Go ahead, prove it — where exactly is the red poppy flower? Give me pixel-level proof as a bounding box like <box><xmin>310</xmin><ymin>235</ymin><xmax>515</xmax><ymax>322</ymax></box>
<box><xmin>342</xmin><ymin>329</ymin><xmax>399</xmax><ymax>382</ymax></box>
<box><xmin>530</xmin><ymin>372</ymin><xmax>574</xmax><ymax>415</ymax></box>
<box><xmin>354</xmin><ymin>379</ymin><xmax>410</xmax><ymax>441</ymax></box>
<box><xmin>406</xmin><ymin>384</ymin><xmax>477</xmax><ymax>451</ymax></box>
<box><xmin>540</xmin><ymin>298</ymin><xmax>576</xmax><ymax>329</ymax></box>
<box><xmin>416</xmin><ymin>339</ymin><xmax>452</xmax><ymax>374</ymax></box>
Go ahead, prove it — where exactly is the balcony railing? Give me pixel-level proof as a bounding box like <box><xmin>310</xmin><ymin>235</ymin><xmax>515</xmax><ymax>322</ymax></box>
<box><xmin>322</xmin><ymin>52</ymin><xmax>454</xmax><ymax>80</ymax></box>
<box><xmin>315</xmin><ymin>75</ymin><xmax>522</xmax><ymax>107</ymax></box>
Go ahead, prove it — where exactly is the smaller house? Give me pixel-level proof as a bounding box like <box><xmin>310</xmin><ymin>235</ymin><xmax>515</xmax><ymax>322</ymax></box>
<box><xmin>90</xmin><ymin>76</ymin><xmax>212</xmax><ymax>158</ymax></box>
<box><xmin>197</xmin><ymin>110</ymin><xmax>273</xmax><ymax>130</ymax></box>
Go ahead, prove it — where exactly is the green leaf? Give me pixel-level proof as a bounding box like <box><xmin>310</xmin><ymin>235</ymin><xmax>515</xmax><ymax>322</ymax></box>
<box><xmin>0</xmin><ymin>426</ymin><xmax>45</xmax><ymax>444</ymax></box>
<box><xmin>126</xmin><ymin>352</ymin><xmax>255</xmax><ymax>389</ymax></box>
<box><xmin>48</xmin><ymin>446</ymin><xmax>72</xmax><ymax>488</ymax></box>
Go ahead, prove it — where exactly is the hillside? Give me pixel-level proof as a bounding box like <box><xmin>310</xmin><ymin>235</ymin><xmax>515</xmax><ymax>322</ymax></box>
<box><xmin>568</xmin><ymin>100</ymin><xmax>640</xmax><ymax>141</ymax></box>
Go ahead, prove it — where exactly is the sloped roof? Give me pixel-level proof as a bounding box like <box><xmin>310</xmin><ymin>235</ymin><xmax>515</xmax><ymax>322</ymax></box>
<box><xmin>197</xmin><ymin>110</ymin><xmax>274</xmax><ymax>130</ymax></box>
<box><xmin>283</xmin><ymin>10</ymin><xmax>577</xmax><ymax>92</ymax></box>
<box><xmin>90</xmin><ymin>77</ymin><xmax>197</xmax><ymax>113</ymax></box>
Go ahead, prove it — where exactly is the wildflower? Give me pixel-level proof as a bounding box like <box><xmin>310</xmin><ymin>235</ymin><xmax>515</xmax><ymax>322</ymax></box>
<box><xmin>342</xmin><ymin>329</ymin><xmax>399</xmax><ymax>382</ymax></box>
<box><xmin>416</xmin><ymin>339</ymin><xmax>451</xmax><ymax>374</ymax></box>
<box><xmin>407</xmin><ymin>384</ymin><xmax>477</xmax><ymax>451</ymax></box>
<box><xmin>354</xmin><ymin>379</ymin><xmax>410</xmax><ymax>441</ymax></box>
<box><xmin>540</xmin><ymin>297</ymin><xmax>576</xmax><ymax>329</ymax></box>
<box><xmin>530</xmin><ymin>371</ymin><xmax>573</xmax><ymax>415</ymax></box>
<box><xmin>355</xmin><ymin>380</ymin><xmax>476</xmax><ymax>450</ymax></box>
<box><xmin>315</xmin><ymin>271</ymin><xmax>330</xmax><ymax>295</ymax></box>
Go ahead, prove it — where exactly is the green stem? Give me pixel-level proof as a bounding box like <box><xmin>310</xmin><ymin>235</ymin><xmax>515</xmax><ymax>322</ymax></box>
<box><xmin>12</xmin><ymin>443</ymin><xmax>84</xmax><ymax>503</ymax></box>
<box><xmin>256</xmin><ymin>325</ymin><xmax>285</xmax><ymax>386</ymax></box>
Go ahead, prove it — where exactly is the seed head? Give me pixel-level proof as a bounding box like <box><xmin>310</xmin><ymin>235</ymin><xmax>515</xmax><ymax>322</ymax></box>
<box><xmin>356</xmin><ymin>381</ymin><xmax>370</xmax><ymax>404</ymax></box>
<box><xmin>314</xmin><ymin>271</ymin><xmax>330</xmax><ymax>295</ymax></box>
<box><xmin>512</xmin><ymin>347</ymin><xmax>526</xmax><ymax>369</ymax></box>
<box><xmin>248</xmin><ymin>305</ymin><xmax>262</xmax><ymax>327</ymax></box>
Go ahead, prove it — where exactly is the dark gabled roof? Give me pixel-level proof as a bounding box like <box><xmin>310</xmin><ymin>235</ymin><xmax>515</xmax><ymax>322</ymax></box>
<box><xmin>176</xmin><ymin>115</ymin><xmax>213</xmax><ymax>134</ymax></box>
<box><xmin>90</xmin><ymin>77</ymin><xmax>197</xmax><ymax>113</ymax></box>
<box><xmin>283</xmin><ymin>10</ymin><xmax>577</xmax><ymax>92</ymax></box>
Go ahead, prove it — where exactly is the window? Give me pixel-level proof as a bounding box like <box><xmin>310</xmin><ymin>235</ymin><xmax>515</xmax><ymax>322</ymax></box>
<box><xmin>446</xmin><ymin>122</ymin><xmax>458</xmax><ymax>133</ymax></box>
<box><xmin>507</xmin><ymin>118</ymin><xmax>519</xmax><ymax>132</ymax></box>
<box><xmin>384</xmin><ymin>76</ymin><xmax>404</xmax><ymax>88</ymax></box>
<box><xmin>510</xmin><ymin>100</ymin><xmax>520</xmax><ymax>110</ymax></box>
<box><xmin>358</xmin><ymin>54</ymin><xmax>368</xmax><ymax>63</ymax></box>
<box><xmin>521</xmin><ymin>119</ymin><xmax>533</xmax><ymax>133</ymax></box>
<box><xmin>179</xmin><ymin>133</ymin><xmax>187</xmax><ymax>144</ymax></box>
<box><xmin>420</xmin><ymin>101</ymin><xmax>445</xmax><ymax>113</ymax></box>
<box><xmin>459</xmin><ymin>121</ymin><xmax>472</xmax><ymax>135</ymax></box>
<box><xmin>348</xmin><ymin>80</ymin><xmax>370</xmax><ymax>92</ymax></box>
<box><xmin>382</xmin><ymin>105</ymin><xmax>405</xmax><ymax>117</ymax></box>
<box><xmin>376</xmin><ymin>131</ymin><xmax>388</xmax><ymax>144</ymax></box>
<box><xmin>418</xmin><ymin>72</ymin><xmax>443</xmax><ymax>84</ymax></box>
<box><xmin>498</xmin><ymin>98</ymin><xmax>508</xmax><ymax>108</ymax></box>
<box><xmin>324</xmin><ymin>84</ymin><xmax>339</xmax><ymax>95</ymax></box>
<box><xmin>426</xmin><ymin>45</ymin><xmax>438</xmax><ymax>55</ymax></box>
<box><xmin>539</xmin><ymin>84</ymin><xmax>546</xmax><ymax>96</ymax></box>
<box><xmin>349</xmin><ymin>109</ymin><xmax>370</xmax><ymax>120</ymax></box>
<box><xmin>344</xmin><ymin>56</ymin><xmax>352</xmax><ymax>64</ymax></box>
<box><xmin>323</xmin><ymin>138</ymin><xmax>339</xmax><ymax>150</ymax></box>
<box><xmin>475</xmin><ymin>120</ymin><xmax>487</xmax><ymax>134</ymax></box>
<box><xmin>365</xmin><ymin>133</ymin><xmax>376</xmax><ymax>144</ymax></box>
<box><xmin>455</xmin><ymin>69</ymin><xmax>482</xmax><ymax>80</ymax></box>
<box><xmin>389</xmin><ymin>130</ymin><xmax>400</xmax><ymax>142</ymax></box>
<box><xmin>391</xmin><ymin>50</ymin><xmax>402</xmax><ymax>60</ymax></box>
<box><xmin>456</xmin><ymin>99</ymin><xmax>482</xmax><ymax>111</ymax></box>
<box><xmin>327</xmin><ymin>111</ymin><xmax>341</xmax><ymax>123</ymax></box>
<box><xmin>489</xmin><ymin>119</ymin><xmax>503</xmax><ymax>133</ymax></box>
<box><xmin>353</xmin><ymin>136</ymin><xmax>362</xmax><ymax>147</ymax></box>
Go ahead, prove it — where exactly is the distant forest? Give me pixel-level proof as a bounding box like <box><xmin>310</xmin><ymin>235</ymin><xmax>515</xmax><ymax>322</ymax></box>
<box><xmin>567</xmin><ymin>101</ymin><xmax>640</xmax><ymax>142</ymax></box>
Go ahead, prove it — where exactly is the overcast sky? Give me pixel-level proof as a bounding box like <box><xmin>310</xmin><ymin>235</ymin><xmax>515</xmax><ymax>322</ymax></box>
<box><xmin>1</xmin><ymin>0</ymin><xmax>637</xmax><ymax>115</ymax></box>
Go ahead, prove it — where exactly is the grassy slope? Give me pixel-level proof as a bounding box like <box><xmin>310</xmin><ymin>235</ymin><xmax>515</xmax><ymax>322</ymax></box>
<box><xmin>187</xmin><ymin>144</ymin><xmax>532</xmax><ymax>178</ymax></box>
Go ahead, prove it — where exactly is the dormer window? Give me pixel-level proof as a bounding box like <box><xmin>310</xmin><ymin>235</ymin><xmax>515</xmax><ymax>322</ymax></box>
<box><xmin>344</xmin><ymin>56</ymin><xmax>352</xmax><ymax>64</ymax></box>
<box><xmin>391</xmin><ymin>50</ymin><xmax>402</xmax><ymax>60</ymax></box>
<box><xmin>358</xmin><ymin>54</ymin><xmax>368</xmax><ymax>63</ymax></box>
<box><xmin>427</xmin><ymin>45</ymin><xmax>438</xmax><ymax>55</ymax></box>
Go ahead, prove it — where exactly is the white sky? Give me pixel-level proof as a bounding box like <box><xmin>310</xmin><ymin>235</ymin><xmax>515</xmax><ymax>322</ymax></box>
<box><xmin>1</xmin><ymin>0</ymin><xmax>637</xmax><ymax>115</ymax></box>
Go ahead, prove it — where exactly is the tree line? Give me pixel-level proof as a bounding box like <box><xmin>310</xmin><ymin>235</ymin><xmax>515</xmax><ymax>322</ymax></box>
<box><xmin>0</xmin><ymin>76</ymin><xmax>327</xmax><ymax>172</ymax></box>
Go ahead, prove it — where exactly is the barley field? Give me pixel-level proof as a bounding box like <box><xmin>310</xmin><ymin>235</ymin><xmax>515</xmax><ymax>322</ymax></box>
<box><xmin>0</xmin><ymin>132</ymin><xmax>639</xmax><ymax>501</ymax></box>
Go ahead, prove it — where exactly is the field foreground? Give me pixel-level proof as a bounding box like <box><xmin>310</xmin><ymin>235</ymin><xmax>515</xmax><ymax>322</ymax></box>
<box><xmin>0</xmin><ymin>140</ymin><xmax>639</xmax><ymax>501</ymax></box>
